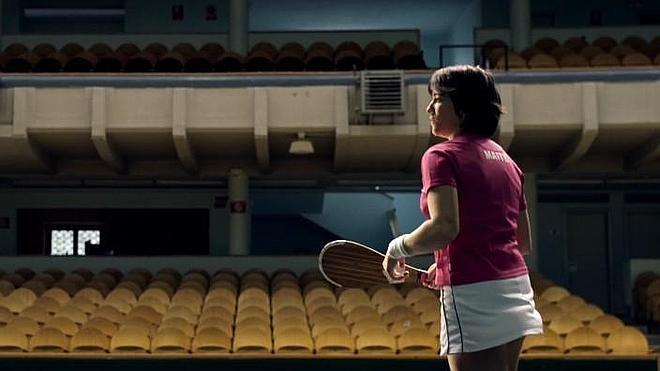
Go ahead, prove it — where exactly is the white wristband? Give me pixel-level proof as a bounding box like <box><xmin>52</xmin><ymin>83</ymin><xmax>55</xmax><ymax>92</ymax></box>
<box><xmin>386</xmin><ymin>234</ymin><xmax>411</xmax><ymax>259</ymax></box>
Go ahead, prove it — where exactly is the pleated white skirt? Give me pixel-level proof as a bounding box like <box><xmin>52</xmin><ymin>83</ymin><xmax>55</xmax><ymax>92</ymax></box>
<box><xmin>439</xmin><ymin>274</ymin><xmax>544</xmax><ymax>355</ymax></box>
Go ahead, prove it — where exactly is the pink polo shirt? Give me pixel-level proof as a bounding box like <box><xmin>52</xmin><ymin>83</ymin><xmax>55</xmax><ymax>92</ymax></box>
<box><xmin>419</xmin><ymin>133</ymin><xmax>528</xmax><ymax>287</ymax></box>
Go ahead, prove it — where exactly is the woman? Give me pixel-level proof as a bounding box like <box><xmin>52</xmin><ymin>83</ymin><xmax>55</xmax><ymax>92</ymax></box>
<box><xmin>382</xmin><ymin>65</ymin><xmax>543</xmax><ymax>371</ymax></box>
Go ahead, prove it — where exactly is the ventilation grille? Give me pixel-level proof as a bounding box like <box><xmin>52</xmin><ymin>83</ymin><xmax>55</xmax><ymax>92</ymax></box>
<box><xmin>360</xmin><ymin>70</ymin><xmax>404</xmax><ymax>113</ymax></box>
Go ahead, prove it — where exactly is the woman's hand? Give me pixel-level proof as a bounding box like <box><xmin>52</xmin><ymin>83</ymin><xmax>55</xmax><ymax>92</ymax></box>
<box><xmin>420</xmin><ymin>263</ymin><xmax>441</xmax><ymax>290</ymax></box>
<box><xmin>382</xmin><ymin>255</ymin><xmax>408</xmax><ymax>284</ymax></box>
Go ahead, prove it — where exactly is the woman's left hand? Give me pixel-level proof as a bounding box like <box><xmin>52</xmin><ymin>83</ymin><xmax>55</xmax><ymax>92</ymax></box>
<box><xmin>382</xmin><ymin>255</ymin><xmax>408</xmax><ymax>284</ymax></box>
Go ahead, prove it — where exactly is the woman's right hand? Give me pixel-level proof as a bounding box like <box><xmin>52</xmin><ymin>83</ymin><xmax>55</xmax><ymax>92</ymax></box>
<box><xmin>420</xmin><ymin>263</ymin><xmax>440</xmax><ymax>290</ymax></box>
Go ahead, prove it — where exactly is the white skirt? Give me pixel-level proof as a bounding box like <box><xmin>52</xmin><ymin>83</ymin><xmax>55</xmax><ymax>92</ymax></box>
<box><xmin>439</xmin><ymin>274</ymin><xmax>543</xmax><ymax>355</ymax></box>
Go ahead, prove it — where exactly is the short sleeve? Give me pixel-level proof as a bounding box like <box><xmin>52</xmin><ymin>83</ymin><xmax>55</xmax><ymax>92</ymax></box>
<box><xmin>421</xmin><ymin>148</ymin><xmax>456</xmax><ymax>193</ymax></box>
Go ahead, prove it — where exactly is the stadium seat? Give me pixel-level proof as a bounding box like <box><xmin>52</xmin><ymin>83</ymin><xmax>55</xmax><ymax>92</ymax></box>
<box><xmin>592</xmin><ymin>36</ymin><xmax>618</xmax><ymax>52</ymax></box>
<box><xmin>273</xmin><ymin>316</ymin><xmax>308</xmax><ymax>334</ymax></box>
<box><xmin>192</xmin><ymin>327</ymin><xmax>232</xmax><ymax>353</ymax></box>
<box><xmin>590</xmin><ymin>52</ymin><xmax>621</xmax><ymax>67</ymax></box>
<box><xmin>345</xmin><ymin>305</ymin><xmax>379</xmax><ymax>327</ymax></box>
<box><xmin>147</xmin><ymin>281</ymin><xmax>175</xmax><ymax>297</ymax></box>
<box><xmin>548</xmin><ymin>315</ymin><xmax>583</xmax><ymax>336</ymax></box>
<box><xmin>200</xmin><ymin>301</ymin><xmax>234</xmax><ymax>319</ymax></box>
<box><xmin>621</xmin><ymin>52</ymin><xmax>653</xmax><ymax>66</ymax></box>
<box><xmin>563</xmin><ymin>36</ymin><xmax>588</xmax><ymax>52</ymax></box>
<box><xmin>29</xmin><ymin>327</ymin><xmax>69</xmax><ymax>352</ymax></box>
<box><xmin>143</xmin><ymin>43</ymin><xmax>168</xmax><ymax>58</ymax></box>
<box><xmin>43</xmin><ymin>288</ymin><xmax>71</xmax><ymax>306</ymax></box>
<box><xmin>91</xmin><ymin>305</ymin><xmax>125</xmax><ymax>324</ymax></box>
<box><xmin>621</xmin><ymin>36</ymin><xmax>648</xmax><ymax>52</ymax></box>
<box><xmin>311</xmin><ymin>321</ymin><xmax>350</xmax><ymax>340</ymax></box>
<box><xmin>6</xmin><ymin>317</ymin><xmax>40</xmax><ymax>337</ymax></box>
<box><xmin>125</xmin><ymin>52</ymin><xmax>157</xmax><ymax>72</ymax></box>
<box><xmin>4</xmin><ymin>52</ymin><xmax>39</xmax><ymax>72</ymax></box>
<box><xmin>82</xmin><ymin>316</ymin><xmax>118</xmax><ymax>338</ymax></box>
<box><xmin>88</xmin><ymin>43</ymin><xmax>113</xmax><ymax>57</ymax></box>
<box><xmin>564</xmin><ymin>326</ymin><xmax>606</xmax><ymax>354</ymax></box>
<box><xmin>393</xmin><ymin>40</ymin><xmax>425</xmax><ymax>69</ymax></box>
<box><xmin>110</xmin><ymin>327</ymin><xmax>151</xmax><ymax>353</ymax></box>
<box><xmin>44</xmin><ymin>316</ymin><xmax>80</xmax><ymax>337</ymax></box>
<box><xmin>4</xmin><ymin>43</ymin><xmax>29</xmax><ymax>56</ymax></box>
<box><xmin>272</xmin><ymin>306</ymin><xmax>305</xmax><ymax>322</ymax></box>
<box><xmin>274</xmin><ymin>327</ymin><xmax>314</xmax><ymax>354</ymax></box>
<box><xmin>305</xmin><ymin>42</ymin><xmax>334</xmax><ymax>71</ymax></box>
<box><xmin>139</xmin><ymin>288</ymin><xmax>170</xmax><ymax>305</ymax></box>
<box><xmin>116</xmin><ymin>43</ymin><xmax>140</xmax><ymax>57</ymax></box>
<box><xmin>534</xmin><ymin>37</ymin><xmax>560</xmax><ymax>53</ymax></box>
<box><xmin>171</xmin><ymin>43</ymin><xmax>197</xmax><ymax>58</ymax></box>
<box><xmin>405</xmin><ymin>288</ymin><xmax>437</xmax><ymax>306</ymax></box>
<box><xmin>364</xmin><ymin>41</ymin><xmax>394</xmax><ymax>69</ymax></box>
<box><xmin>196</xmin><ymin>318</ymin><xmax>233</xmax><ymax>338</ymax></box>
<box><xmin>315</xmin><ymin>327</ymin><xmax>355</xmax><ymax>354</ymax></box>
<box><xmin>154</xmin><ymin>52</ymin><xmax>185</xmax><ymax>72</ymax></box>
<box><xmin>199</xmin><ymin>43</ymin><xmax>225</xmax><ymax>60</ymax></box>
<box><xmin>151</xmin><ymin>327</ymin><xmax>190</xmax><ymax>353</ymax></box>
<box><xmin>557</xmin><ymin>295</ymin><xmax>586</xmax><ymax>312</ymax></box>
<box><xmin>495</xmin><ymin>52</ymin><xmax>526</xmax><ymax>70</ymax></box>
<box><xmin>558</xmin><ymin>53</ymin><xmax>590</xmax><ymax>68</ymax></box>
<box><xmin>389</xmin><ymin>317</ymin><xmax>426</xmax><ymax>338</ymax></box>
<box><xmin>521</xmin><ymin>328</ymin><xmax>563</xmax><ymax>353</ymax></box>
<box><xmin>184</xmin><ymin>51</ymin><xmax>214</xmax><ymax>72</ymax></box>
<box><xmin>521</xmin><ymin>46</ymin><xmax>544</xmax><ymax>60</ymax></box>
<box><xmin>371</xmin><ymin>286</ymin><xmax>403</xmax><ymax>306</ymax></box>
<box><xmin>397</xmin><ymin>327</ymin><xmax>438</xmax><ymax>354</ymax></box>
<box><xmin>74</xmin><ymin>288</ymin><xmax>105</xmax><ymax>306</ymax></box>
<box><xmin>64</xmin><ymin>51</ymin><xmax>98</xmax><ymax>72</ymax></box>
<box><xmin>541</xmin><ymin>286</ymin><xmax>570</xmax><ymax>303</ymax></box>
<box><xmin>127</xmin><ymin>304</ymin><xmax>162</xmax><ymax>325</ymax></box>
<box><xmin>21</xmin><ymin>280</ymin><xmax>47</xmax><ymax>296</ymax></box>
<box><xmin>70</xmin><ymin>327</ymin><xmax>110</xmax><ymax>352</ymax></box>
<box><xmin>275</xmin><ymin>42</ymin><xmax>306</xmax><ymax>71</ymax></box>
<box><xmin>60</xmin><ymin>43</ymin><xmax>85</xmax><ymax>57</ymax></box>
<box><xmin>588</xmin><ymin>314</ymin><xmax>624</xmax><ymax>337</ymax></box>
<box><xmin>245</xmin><ymin>42</ymin><xmax>277</xmax><ymax>72</ymax></box>
<box><xmin>382</xmin><ymin>305</ymin><xmax>416</xmax><ymax>326</ymax></box>
<box><xmin>19</xmin><ymin>305</ymin><xmax>50</xmax><ymax>324</ymax></box>
<box><xmin>351</xmin><ymin>317</ymin><xmax>388</xmax><ymax>338</ymax></box>
<box><xmin>159</xmin><ymin>317</ymin><xmax>195</xmax><ymax>338</ymax></box>
<box><xmin>334</xmin><ymin>41</ymin><xmax>364</xmax><ymax>71</ymax></box>
<box><xmin>33</xmin><ymin>52</ymin><xmax>67</xmax><ymax>72</ymax></box>
<box><xmin>0</xmin><ymin>306</ymin><xmax>14</xmax><ymax>325</ymax></box>
<box><xmin>0</xmin><ymin>330</ymin><xmax>29</xmax><ymax>352</ymax></box>
<box><xmin>233</xmin><ymin>327</ymin><xmax>272</xmax><ymax>353</ymax></box>
<box><xmin>607</xmin><ymin>326</ymin><xmax>649</xmax><ymax>354</ymax></box>
<box><xmin>3</xmin><ymin>288</ymin><xmax>38</xmax><ymax>313</ymax></box>
<box><xmin>0</xmin><ymin>280</ymin><xmax>15</xmax><ymax>296</ymax></box>
<box><xmin>572</xmin><ymin>303</ymin><xmax>605</xmax><ymax>324</ymax></box>
<box><xmin>355</xmin><ymin>328</ymin><xmax>396</xmax><ymax>354</ymax></box>
<box><xmin>307</xmin><ymin>296</ymin><xmax>338</xmax><ymax>315</ymax></box>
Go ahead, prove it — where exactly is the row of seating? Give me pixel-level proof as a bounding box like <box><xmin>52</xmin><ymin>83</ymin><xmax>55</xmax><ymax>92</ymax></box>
<box><xmin>0</xmin><ymin>40</ymin><xmax>426</xmax><ymax>73</ymax></box>
<box><xmin>633</xmin><ymin>271</ymin><xmax>660</xmax><ymax>325</ymax></box>
<box><xmin>0</xmin><ymin>267</ymin><xmax>652</xmax><ymax>355</ymax></box>
<box><xmin>483</xmin><ymin>36</ymin><xmax>660</xmax><ymax>69</ymax></box>
<box><xmin>0</xmin><ymin>267</ymin><xmax>440</xmax><ymax>354</ymax></box>
<box><xmin>527</xmin><ymin>274</ymin><xmax>649</xmax><ymax>354</ymax></box>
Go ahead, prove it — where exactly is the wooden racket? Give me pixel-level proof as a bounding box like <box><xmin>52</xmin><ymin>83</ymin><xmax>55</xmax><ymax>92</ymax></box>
<box><xmin>318</xmin><ymin>239</ymin><xmax>425</xmax><ymax>288</ymax></box>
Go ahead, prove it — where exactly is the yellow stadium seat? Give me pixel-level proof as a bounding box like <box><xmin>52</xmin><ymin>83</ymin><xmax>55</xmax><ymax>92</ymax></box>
<box><xmin>30</xmin><ymin>327</ymin><xmax>69</xmax><ymax>352</ymax></box>
<box><xmin>382</xmin><ymin>305</ymin><xmax>416</xmax><ymax>325</ymax></box>
<box><xmin>192</xmin><ymin>327</ymin><xmax>232</xmax><ymax>353</ymax></box>
<box><xmin>541</xmin><ymin>286</ymin><xmax>570</xmax><ymax>303</ymax></box>
<box><xmin>272</xmin><ymin>306</ymin><xmax>306</xmax><ymax>322</ymax></box>
<box><xmin>233</xmin><ymin>327</ymin><xmax>272</xmax><ymax>353</ymax></box>
<box><xmin>68</xmin><ymin>296</ymin><xmax>97</xmax><ymax>315</ymax></box>
<box><xmin>389</xmin><ymin>317</ymin><xmax>426</xmax><ymax>338</ymax></box>
<box><xmin>151</xmin><ymin>328</ymin><xmax>190</xmax><ymax>353</ymax></box>
<box><xmin>70</xmin><ymin>327</ymin><xmax>110</xmax><ymax>352</ymax></box>
<box><xmin>273</xmin><ymin>327</ymin><xmax>314</xmax><ymax>354</ymax></box>
<box><xmin>91</xmin><ymin>305</ymin><xmax>125</xmax><ymax>324</ymax></box>
<box><xmin>272</xmin><ymin>316</ymin><xmax>309</xmax><ymax>334</ymax></box>
<box><xmin>607</xmin><ymin>326</ymin><xmax>649</xmax><ymax>354</ymax></box>
<box><xmin>235</xmin><ymin>316</ymin><xmax>270</xmax><ymax>333</ymax></box>
<box><xmin>557</xmin><ymin>295</ymin><xmax>587</xmax><ymax>312</ymax></box>
<box><xmin>397</xmin><ymin>327</ymin><xmax>439</xmax><ymax>354</ymax></box>
<box><xmin>351</xmin><ymin>317</ymin><xmax>388</xmax><ymax>338</ymax></box>
<box><xmin>74</xmin><ymin>288</ymin><xmax>105</xmax><ymax>306</ymax></box>
<box><xmin>588</xmin><ymin>314</ymin><xmax>624</xmax><ymax>337</ymax></box>
<box><xmin>522</xmin><ymin>328</ymin><xmax>563</xmax><ymax>353</ymax></box>
<box><xmin>54</xmin><ymin>305</ymin><xmax>88</xmax><ymax>325</ymax></box>
<box><xmin>0</xmin><ymin>306</ymin><xmax>14</xmax><ymax>326</ymax></box>
<box><xmin>6</xmin><ymin>316</ymin><xmax>40</xmax><ymax>337</ymax></box>
<box><xmin>315</xmin><ymin>327</ymin><xmax>355</xmax><ymax>354</ymax></box>
<box><xmin>44</xmin><ymin>316</ymin><xmax>79</xmax><ymax>337</ymax></box>
<box><xmin>159</xmin><ymin>317</ymin><xmax>195</xmax><ymax>338</ymax></box>
<box><xmin>126</xmin><ymin>304</ymin><xmax>162</xmax><ymax>325</ymax></box>
<box><xmin>306</xmin><ymin>296</ymin><xmax>338</xmax><ymax>315</ymax></box>
<box><xmin>548</xmin><ymin>315</ymin><xmax>583</xmax><ymax>336</ymax></box>
<box><xmin>82</xmin><ymin>316</ymin><xmax>118</xmax><ymax>338</ymax></box>
<box><xmin>19</xmin><ymin>305</ymin><xmax>50</xmax><ymax>324</ymax></box>
<box><xmin>110</xmin><ymin>327</ymin><xmax>151</xmax><ymax>353</ymax></box>
<box><xmin>345</xmin><ymin>305</ymin><xmax>378</xmax><ymax>326</ymax></box>
<box><xmin>537</xmin><ymin>303</ymin><xmax>565</xmax><ymax>325</ymax></box>
<box><xmin>196</xmin><ymin>318</ymin><xmax>233</xmax><ymax>338</ymax></box>
<box><xmin>139</xmin><ymin>288</ymin><xmax>171</xmax><ymax>305</ymax></box>
<box><xmin>21</xmin><ymin>280</ymin><xmax>47</xmax><ymax>296</ymax></box>
<box><xmin>0</xmin><ymin>280</ymin><xmax>14</xmax><ymax>296</ymax></box>
<box><xmin>405</xmin><ymin>287</ymin><xmax>438</xmax><ymax>306</ymax></box>
<box><xmin>572</xmin><ymin>303</ymin><xmax>604</xmax><ymax>324</ymax></box>
<box><xmin>0</xmin><ymin>330</ymin><xmax>28</xmax><ymax>352</ymax></box>
<box><xmin>356</xmin><ymin>328</ymin><xmax>396</xmax><ymax>354</ymax></box>
<box><xmin>564</xmin><ymin>326</ymin><xmax>606</xmax><ymax>354</ymax></box>
<box><xmin>311</xmin><ymin>321</ymin><xmax>350</xmax><ymax>340</ymax></box>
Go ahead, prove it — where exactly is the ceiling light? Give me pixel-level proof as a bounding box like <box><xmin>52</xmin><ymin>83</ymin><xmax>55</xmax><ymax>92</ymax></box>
<box><xmin>289</xmin><ymin>131</ymin><xmax>314</xmax><ymax>155</ymax></box>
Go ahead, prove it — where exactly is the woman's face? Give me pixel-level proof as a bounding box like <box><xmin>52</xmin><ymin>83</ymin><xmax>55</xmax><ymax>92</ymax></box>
<box><xmin>426</xmin><ymin>88</ymin><xmax>460</xmax><ymax>139</ymax></box>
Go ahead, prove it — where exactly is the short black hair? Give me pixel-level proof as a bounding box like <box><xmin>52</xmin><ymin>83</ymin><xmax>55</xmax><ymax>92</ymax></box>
<box><xmin>428</xmin><ymin>65</ymin><xmax>503</xmax><ymax>138</ymax></box>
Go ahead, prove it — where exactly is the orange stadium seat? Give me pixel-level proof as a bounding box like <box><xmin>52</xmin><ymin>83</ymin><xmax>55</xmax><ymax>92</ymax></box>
<box><xmin>214</xmin><ymin>51</ymin><xmax>244</xmax><ymax>72</ymax></box>
<box><xmin>4</xmin><ymin>43</ymin><xmax>29</xmax><ymax>56</ymax></box>
<box><xmin>495</xmin><ymin>52</ymin><xmax>526</xmax><ymax>70</ymax></box>
<box><xmin>592</xmin><ymin>36</ymin><xmax>618</xmax><ymax>52</ymax></box>
<box><xmin>154</xmin><ymin>52</ymin><xmax>185</xmax><ymax>72</ymax></box>
<box><xmin>534</xmin><ymin>37</ymin><xmax>560</xmax><ymax>53</ymax></box>
<box><xmin>364</xmin><ymin>41</ymin><xmax>394</xmax><ymax>70</ymax></box>
<box><xmin>32</xmin><ymin>43</ymin><xmax>56</xmax><ymax>56</ymax></box>
<box><xmin>521</xmin><ymin>46</ymin><xmax>544</xmax><ymax>60</ymax></box>
<box><xmin>60</xmin><ymin>43</ymin><xmax>85</xmax><ymax>57</ymax></box>
<box><xmin>64</xmin><ymin>51</ymin><xmax>97</xmax><ymax>72</ymax></box>
<box><xmin>124</xmin><ymin>51</ymin><xmax>157</xmax><ymax>72</ymax></box>
<box><xmin>558</xmin><ymin>53</ymin><xmax>590</xmax><ymax>68</ymax></box>
<box><xmin>184</xmin><ymin>51</ymin><xmax>214</xmax><ymax>72</ymax></box>
<box><xmin>590</xmin><ymin>52</ymin><xmax>621</xmax><ymax>67</ymax></box>
<box><xmin>334</xmin><ymin>41</ymin><xmax>364</xmax><ymax>71</ymax></box>
<box><xmin>621</xmin><ymin>35</ymin><xmax>648</xmax><ymax>52</ymax></box>
<box><xmin>563</xmin><ymin>36</ymin><xmax>588</xmax><ymax>52</ymax></box>
<box><xmin>245</xmin><ymin>42</ymin><xmax>277</xmax><ymax>72</ymax></box>
<box><xmin>527</xmin><ymin>53</ymin><xmax>559</xmax><ymax>69</ymax></box>
<box><xmin>393</xmin><ymin>40</ymin><xmax>425</xmax><ymax>69</ymax></box>
<box><xmin>4</xmin><ymin>52</ymin><xmax>39</xmax><ymax>72</ymax></box>
<box><xmin>621</xmin><ymin>52</ymin><xmax>653</xmax><ymax>66</ymax></box>
<box><xmin>275</xmin><ymin>42</ymin><xmax>306</xmax><ymax>71</ymax></box>
<box><xmin>305</xmin><ymin>42</ymin><xmax>335</xmax><ymax>71</ymax></box>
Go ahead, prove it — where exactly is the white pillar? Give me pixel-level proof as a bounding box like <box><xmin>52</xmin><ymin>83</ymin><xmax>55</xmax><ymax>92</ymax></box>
<box><xmin>229</xmin><ymin>0</ymin><xmax>249</xmax><ymax>55</ymax></box>
<box><xmin>228</xmin><ymin>168</ymin><xmax>250</xmax><ymax>255</ymax></box>
<box><xmin>524</xmin><ymin>172</ymin><xmax>538</xmax><ymax>271</ymax></box>
<box><xmin>510</xmin><ymin>0</ymin><xmax>531</xmax><ymax>52</ymax></box>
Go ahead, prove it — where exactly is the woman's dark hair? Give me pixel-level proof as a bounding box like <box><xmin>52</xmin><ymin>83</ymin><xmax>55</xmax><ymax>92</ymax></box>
<box><xmin>428</xmin><ymin>65</ymin><xmax>503</xmax><ymax>138</ymax></box>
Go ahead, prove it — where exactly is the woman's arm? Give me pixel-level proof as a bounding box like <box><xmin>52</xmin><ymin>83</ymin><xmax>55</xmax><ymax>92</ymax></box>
<box><xmin>516</xmin><ymin>209</ymin><xmax>532</xmax><ymax>255</ymax></box>
<box><xmin>404</xmin><ymin>185</ymin><xmax>459</xmax><ymax>256</ymax></box>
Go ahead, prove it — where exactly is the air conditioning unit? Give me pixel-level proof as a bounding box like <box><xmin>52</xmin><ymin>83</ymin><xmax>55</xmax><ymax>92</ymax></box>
<box><xmin>360</xmin><ymin>70</ymin><xmax>405</xmax><ymax>114</ymax></box>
